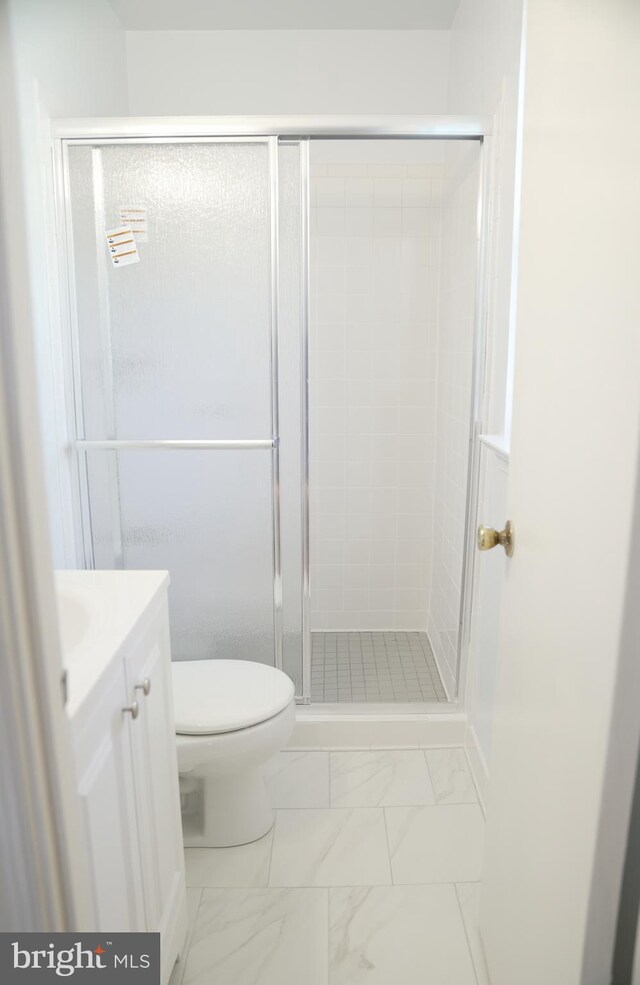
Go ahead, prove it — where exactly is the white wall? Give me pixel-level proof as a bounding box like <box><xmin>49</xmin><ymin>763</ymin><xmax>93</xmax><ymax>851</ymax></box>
<box><xmin>6</xmin><ymin>0</ymin><xmax>128</xmax><ymax>566</ymax></box>
<box><xmin>125</xmin><ymin>30</ymin><xmax>450</xmax><ymax>116</ymax></box>
<box><xmin>309</xmin><ymin>142</ymin><xmax>444</xmax><ymax>632</ymax></box>
<box><xmin>446</xmin><ymin>0</ymin><xmax>525</xmax><ymax>771</ymax></box>
<box><xmin>8</xmin><ymin>0</ymin><xmax>127</xmax><ymax>119</ymax></box>
<box><xmin>447</xmin><ymin>0</ymin><xmax>524</xmax><ymax>439</ymax></box>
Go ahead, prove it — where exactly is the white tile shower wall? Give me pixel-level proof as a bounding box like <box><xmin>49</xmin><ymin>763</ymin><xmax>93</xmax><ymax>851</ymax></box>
<box><xmin>309</xmin><ymin>161</ymin><xmax>443</xmax><ymax>632</ymax></box>
<box><xmin>427</xmin><ymin>146</ymin><xmax>479</xmax><ymax>694</ymax></box>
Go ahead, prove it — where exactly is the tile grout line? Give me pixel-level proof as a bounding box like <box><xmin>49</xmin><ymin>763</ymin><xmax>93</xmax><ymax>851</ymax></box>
<box><xmin>454</xmin><ymin>882</ymin><xmax>482</xmax><ymax>985</ymax></box>
<box><xmin>286</xmin><ymin>744</ymin><xmax>469</xmax><ymax>753</ymax></box>
<box><xmin>266</xmin><ymin>802</ymin><xmax>478</xmax><ymax>811</ymax></box>
<box><xmin>195</xmin><ymin>877</ymin><xmax>486</xmax><ymax>890</ymax></box>
<box><xmin>326</xmin><ymin>885</ymin><xmax>331</xmax><ymax>984</ymax></box>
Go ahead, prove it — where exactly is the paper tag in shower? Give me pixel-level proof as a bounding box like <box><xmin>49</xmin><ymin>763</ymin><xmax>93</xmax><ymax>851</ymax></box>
<box><xmin>105</xmin><ymin>226</ymin><xmax>140</xmax><ymax>268</ymax></box>
<box><xmin>119</xmin><ymin>206</ymin><xmax>148</xmax><ymax>242</ymax></box>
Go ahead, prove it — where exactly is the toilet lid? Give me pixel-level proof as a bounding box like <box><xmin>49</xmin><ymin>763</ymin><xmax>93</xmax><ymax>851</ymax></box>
<box><xmin>171</xmin><ymin>659</ymin><xmax>295</xmax><ymax>735</ymax></box>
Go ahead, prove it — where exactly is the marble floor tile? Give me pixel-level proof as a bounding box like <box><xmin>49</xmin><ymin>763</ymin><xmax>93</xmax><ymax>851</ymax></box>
<box><xmin>185</xmin><ymin>829</ymin><xmax>273</xmax><ymax>888</ymax></box>
<box><xmin>183</xmin><ymin>888</ymin><xmax>328</xmax><ymax>985</ymax></box>
<box><xmin>186</xmin><ymin>886</ymin><xmax>202</xmax><ymax>920</ymax></box>
<box><xmin>266</xmin><ymin>751</ymin><xmax>330</xmax><ymax>809</ymax></box>
<box><xmin>168</xmin><ymin>888</ymin><xmax>202</xmax><ymax>985</ymax></box>
<box><xmin>269</xmin><ymin>808</ymin><xmax>391</xmax><ymax>887</ymax></box>
<box><xmin>456</xmin><ymin>883</ymin><xmax>492</xmax><ymax>985</ymax></box>
<box><xmin>425</xmin><ymin>748</ymin><xmax>478</xmax><ymax>805</ymax></box>
<box><xmin>330</xmin><ymin>751</ymin><xmax>435</xmax><ymax>807</ymax></box>
<box><xmin>329</xmin><ymin>885</ymin><xmax>476</xmax><ymax>985</ymax></box>
<box><xmin>385</xmin><ymin>805</ymin><xmax>485</xmax><ymax>884</ymax></box>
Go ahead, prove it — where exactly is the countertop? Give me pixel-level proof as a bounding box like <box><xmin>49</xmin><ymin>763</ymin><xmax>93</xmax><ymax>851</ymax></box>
<box><xmin>55</xmin><ymin>569</ymin><xmax>169</xmax><ymax>715</ymax></box>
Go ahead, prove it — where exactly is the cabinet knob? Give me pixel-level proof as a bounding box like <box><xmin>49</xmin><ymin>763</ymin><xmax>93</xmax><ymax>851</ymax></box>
<box><xmin>135</xmin><ymin>678</ymin><xmax>151</xmax><ymax>697</ymax></box>
<box><xmin>123</xmin><ymin>700</ymin><xmax>139</xmax><ymax>720</ymax></box>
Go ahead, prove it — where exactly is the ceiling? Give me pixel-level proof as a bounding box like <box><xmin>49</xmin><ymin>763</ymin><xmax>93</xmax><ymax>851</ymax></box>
<box><xmin>107</xmin><ymin>0</ymin><xmax>460</xmax><ymax>31</ymax></box>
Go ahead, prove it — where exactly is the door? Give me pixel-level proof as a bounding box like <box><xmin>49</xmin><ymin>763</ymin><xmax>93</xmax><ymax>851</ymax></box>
<box><xmin>479</xmin><ymin>3</ymin><xmax>640</xmax><ymax>984</ymax></box>
<box><xmin>465</xmin><ymin>440</ymin><xmax>509</xmax><ymax>787</ymax></box>
<box><xmin>62</xmin><ymin>138</ymin><xmax>307</xmax><ymax>696</ymax></box>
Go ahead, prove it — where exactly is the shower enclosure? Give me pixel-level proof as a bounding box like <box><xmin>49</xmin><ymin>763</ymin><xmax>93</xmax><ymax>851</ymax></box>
<box><xmin>307</xmin><ymin>139</ymin><xmax>482</xmax><ymax>704</ymax></box>
<box><xmin>55</xmin><ymin>119</ymin><xmax>485</xmax><ymax>709</ymax></box>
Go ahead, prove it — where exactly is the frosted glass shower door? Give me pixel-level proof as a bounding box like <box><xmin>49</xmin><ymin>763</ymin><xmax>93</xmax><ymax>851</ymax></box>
<box><xmin>65</xmin><ymin>138</ymin><xmax>298</xmax><ymax>678</ymax></box>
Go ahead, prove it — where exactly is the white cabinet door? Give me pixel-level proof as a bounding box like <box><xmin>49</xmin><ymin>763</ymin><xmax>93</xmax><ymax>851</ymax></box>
<box><xmin>124</xmin><ymin>600</ymin><xmax>186</xmax><ymax>980</ymax></box>
<box><xmin>71</xmin><ymin>661</ymin><xmax>145</xmax><ymax>932</ymax></box>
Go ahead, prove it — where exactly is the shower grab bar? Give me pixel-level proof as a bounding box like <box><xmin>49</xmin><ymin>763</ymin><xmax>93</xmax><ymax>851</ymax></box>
<box><xmin>75</xmin><ymin>438</ymin><xmax>279</xmax><ymax>451</ymax></box>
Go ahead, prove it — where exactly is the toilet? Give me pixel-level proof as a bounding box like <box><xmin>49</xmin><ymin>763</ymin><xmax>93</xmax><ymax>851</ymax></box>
<box><xmin>171</xmin><ymin>659</ymin><xmax>296</xmax><ymax>848</ymax></box>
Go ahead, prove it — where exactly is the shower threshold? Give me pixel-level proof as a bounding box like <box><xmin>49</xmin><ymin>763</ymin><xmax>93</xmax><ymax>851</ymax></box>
<box><xmin>310</xmin><ymin>631</ymin><xmax>448</xmax><ymax>705</ymax></box>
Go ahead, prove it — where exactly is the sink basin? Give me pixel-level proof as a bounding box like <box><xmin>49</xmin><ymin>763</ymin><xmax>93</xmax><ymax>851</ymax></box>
<box><xmin>54</xmin><ymin>569</ymin><xmax>169</xmax><ymax>714</ymax></box>
<box><xmin>55</xmin><ymin>583</ymin><xmax>106</xmax><ymax>658</ymax></box>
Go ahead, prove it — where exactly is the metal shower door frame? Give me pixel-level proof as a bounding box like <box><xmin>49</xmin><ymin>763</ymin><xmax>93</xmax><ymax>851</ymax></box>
<box><xmin>53</xmin><ymin>115</ymin><xmax>492</xmax><ymax>709</ymax></box>
<box><xmin>56</xmin><ymin>134</ymin><xmax>286</xmax><ymax>682</ymax></box>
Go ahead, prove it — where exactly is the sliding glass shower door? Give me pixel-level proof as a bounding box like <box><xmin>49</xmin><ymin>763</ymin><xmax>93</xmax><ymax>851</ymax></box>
<box><xmin>64</xmin><ymin>138</ymin><xmax>307</xmax><ymax>694</ymax></box>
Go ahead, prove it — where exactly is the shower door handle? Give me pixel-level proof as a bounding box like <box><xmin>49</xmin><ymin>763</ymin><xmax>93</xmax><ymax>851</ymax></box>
<box><xmin>75</xmin><ymin>438</ymin><xmax>279</xmax><ymax>451</ymax></box>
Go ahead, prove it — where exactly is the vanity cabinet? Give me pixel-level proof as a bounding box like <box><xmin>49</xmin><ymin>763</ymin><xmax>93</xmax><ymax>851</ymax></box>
<box><xmin>70</xmin><ymin>650</ymin><xmax>146</xmax><ymax>932</ymax></box>
<box><xmin>62</xmin><ymin>572</ymin><xmax>186</xmax><ymax>985</ymax></box>
<box><xmin>123</xmin><ymin>607</ymin><xmax>187</xmax><ymax>962</ymax></box>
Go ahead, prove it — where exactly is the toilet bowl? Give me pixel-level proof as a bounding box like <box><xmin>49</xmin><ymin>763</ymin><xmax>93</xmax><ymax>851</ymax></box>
<box><xmin>172</xmin><ymin>659</ymin><xmax>295</xmax><ymax>848</ymax></box>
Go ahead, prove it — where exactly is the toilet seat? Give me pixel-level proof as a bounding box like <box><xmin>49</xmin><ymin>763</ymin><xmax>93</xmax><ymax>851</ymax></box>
<box><xmin>171</xmin><ymin>659</ymin><xmax>295</xmax><ymax>736</ymax></box>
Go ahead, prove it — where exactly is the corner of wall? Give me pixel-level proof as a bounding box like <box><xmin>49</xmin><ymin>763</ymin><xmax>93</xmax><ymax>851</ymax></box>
<box><xmin>6</xmin><ymin>0</ymin><xmax>130</xmax><ymax>566</ymax></box>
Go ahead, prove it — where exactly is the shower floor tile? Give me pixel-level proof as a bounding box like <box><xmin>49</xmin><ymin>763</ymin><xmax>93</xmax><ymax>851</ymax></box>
<box><xmin>310</xmin><ymin>631</ymin><xmax>447</xmax><ymax>703</ymax></box>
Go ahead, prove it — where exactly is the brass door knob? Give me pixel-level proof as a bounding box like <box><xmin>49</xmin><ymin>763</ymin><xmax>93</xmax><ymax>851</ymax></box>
<box><xmin>477</xmin><ymin>520</ymin><xmax>514</xmax><ymax>557</ymax></box>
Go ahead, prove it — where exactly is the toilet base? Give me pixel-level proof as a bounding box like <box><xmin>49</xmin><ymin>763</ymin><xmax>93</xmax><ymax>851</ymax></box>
<box><xmin>181</xmin><ymin>767</ymin><xmax>274</xmax><ymax>848</ymax></box>
<box><xmin>176</xmin><ymin>698</ymin><xmax>295</xmax><ymax>848</ymax></box>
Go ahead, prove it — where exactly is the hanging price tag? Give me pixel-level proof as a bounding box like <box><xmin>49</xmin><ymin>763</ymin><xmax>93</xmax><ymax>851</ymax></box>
<box><xmin>105</xmin><ymin>227</ymin><xmax>140</xmax><ymax>268</ymax></box>
<box><xmin>119</xmin><ymin>206</ymin><xmax>148</xmax><ymax>242</ymax></box>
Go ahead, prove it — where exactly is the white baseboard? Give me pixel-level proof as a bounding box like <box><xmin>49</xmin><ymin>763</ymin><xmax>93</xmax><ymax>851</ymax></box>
<box><xmin>289</xmin><ymin>711</ymin><xmax>467</xmax><ymax>749</ymax></box>
<box><xmin>464</xmin><ymin>723</ymin><xmax>489</xmax><ymax>814</ymax></box>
